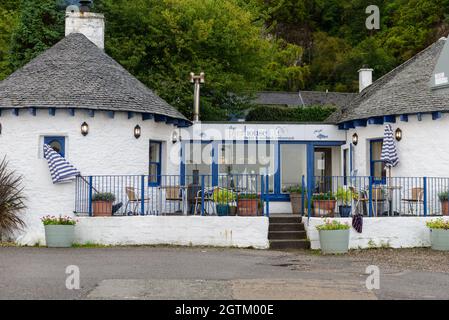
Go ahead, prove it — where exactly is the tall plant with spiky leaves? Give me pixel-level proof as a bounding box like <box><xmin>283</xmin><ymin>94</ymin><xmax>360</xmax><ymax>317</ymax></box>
<box><xmin>0</xmin><ymin>157</ymin><xmax>26</xmax><ymax>241</ymax></box>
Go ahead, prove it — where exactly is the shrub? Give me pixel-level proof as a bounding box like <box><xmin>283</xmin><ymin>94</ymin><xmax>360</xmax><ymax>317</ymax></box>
<box><xmin>41</xmin><ymin>215</ymin><xmax>77</xmax><ymax>226</ymax></box>
<box><xmin>246</xmin><ymin>105</ymin><xmax>337</xmax><ymax>122</ymax></box>
<box><xmin>286</xmin><ymin>185</ymin><xmax>304</xmax><ymax>193</ymax></box>
<box><xmin>426</xmin><ymin>219</ymin><xmax>449</xmax><ymax>230</ymax></box>
<box><xmin>312</xmin><ymin>192</ymin><xmax>337</xmax><ymax>201</ymax></box>
<box><xmin>0</xmin><ymin>157</ymin><xmax>26</xmax><ymax>241</ymax></box>
<box><xmin>336</xmin><ymin>187</ymin><xmax>353</xmax><ymax>206</ymax></box>
<box><xmin>438</xmin><ymin>191</ymin><xmax>449</xmax><ymax>202</ymax></box>
<box><xmin>92</xmin><ymin>192</ymin><xmax>116</xmax><ymax>202</ymax></box>
<box><xmin>213</xmin><ymin>189</ymin><xmax>236</xmax><ymax>204</ymax></box>
<box><xmin>316</xmin><ymin>219</ymin><xmax>350</xmax><ymax>231</ymax></box>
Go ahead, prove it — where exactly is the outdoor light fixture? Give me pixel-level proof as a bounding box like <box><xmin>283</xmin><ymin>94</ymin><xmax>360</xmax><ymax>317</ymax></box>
<box><xmin>172</xmin><ymin>131</ymin><xmax>179</xmax><ymax>144</ymax></box>
<box><xmin>395</xmin><ymin>128</ymin><xmax>403</xmax><ymax>141</ymax></box>
<box><xmin>81</xmin><ymin>122</ymin><xmax>89</xmax><ymax>136</ymax></box>
<box><xmin>134</xmin><ymin>125</ymin><xmax>141</xmax><ymax>139</ymax></box>
<box><xmin>352</xmin><ymin>133</ymin><xmax>359</xmax><ymax>145</ymax></box>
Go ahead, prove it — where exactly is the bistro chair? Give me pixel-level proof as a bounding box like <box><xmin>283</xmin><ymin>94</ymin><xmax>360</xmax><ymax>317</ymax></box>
<box><xmin>125</xmin><ymin>187</ymin><xmax>150</xmax><ymax>215</ymax></box>
<box><xmin>402</xmin><ymin>187</ymin><xmax>424</xmax><ymax>215</ymax></box>
<box><xmin>162</xmin><ymin>186</ymin><xmax>183</xmax><ymax>214</ymax></box>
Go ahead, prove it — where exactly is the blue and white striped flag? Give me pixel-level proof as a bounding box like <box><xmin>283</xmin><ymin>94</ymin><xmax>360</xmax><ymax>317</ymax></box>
<box><xmin>381</xmin><ymin>124</ymin><xmax>399</xmax><ymax>168</ymax></box>
<box><xmin>43</xmin><ymin>144</ymin><xmax>80</xmax><ymax>184</ymax></box>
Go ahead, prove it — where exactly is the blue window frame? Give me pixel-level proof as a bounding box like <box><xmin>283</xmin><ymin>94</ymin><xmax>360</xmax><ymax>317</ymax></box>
<box><xmin>44</xmin><ymin>136</ymin><xmax>66</xmax><ymax>157</ymax></box>
<box><xmin>149</xmin><ymin>141</ymin><xmax>162</xmax><ymax>186</ymax></box>
<box><xmin>370</xmin><ymin>139</ymin><xmax>386</xmax><ymax>184</ymax></box>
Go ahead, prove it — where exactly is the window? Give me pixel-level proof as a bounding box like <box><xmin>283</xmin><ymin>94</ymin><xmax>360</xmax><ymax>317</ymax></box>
<box><xmin>280</xmin><ymin>144</ymin><xmax>306</xmax><ymax>193</ymax></box>
<box><xmin>44</xmin><ymin>136</ymin><xmax>66</xmax><ymax>157</ymax></box>
<box><xmin>370</xmin><ymin>139</ymin><xmax>386</xmax><ymax>184</ymax></box>
<box><xmin>149</xmin><ymin>141</ymin><xmax>162</xmax><ymax>186</ymax></box>
<box><xmin>185</xmin><ymin>143</ymin><xmax>213</xmax><ymax>179</ymax></box>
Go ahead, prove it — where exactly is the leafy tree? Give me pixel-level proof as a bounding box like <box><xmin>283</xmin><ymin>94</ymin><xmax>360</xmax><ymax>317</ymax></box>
<box><xmin>0</xmin><ymin>1</ymin><xmax>19</xmax><ymax>80</ymax></box>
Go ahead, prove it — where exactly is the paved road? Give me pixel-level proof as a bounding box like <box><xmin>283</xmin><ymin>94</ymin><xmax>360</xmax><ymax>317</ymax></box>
<box><xmin>0</xmin><ymin>247</ymin><xmax>448</xmax><ymax>300</ymax></box>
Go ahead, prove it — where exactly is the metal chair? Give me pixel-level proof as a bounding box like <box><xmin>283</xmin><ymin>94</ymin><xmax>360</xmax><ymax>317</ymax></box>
<box><xmin>402</xmin><ymin>187</ymin><xmax>424</xmax><ymax>215</ymax></box>
<box><xmin>125</xmin><ymin>187</ymin><xmax>150</xmax><ymax>215</ymax></box>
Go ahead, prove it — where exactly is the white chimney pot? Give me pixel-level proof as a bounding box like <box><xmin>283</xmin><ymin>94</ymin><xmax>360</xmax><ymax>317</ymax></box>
<box><xmin>358</xmin><ymin>68</ymin><xmax>373</xmax><ymax>92</ymax></box>
<box><xmin>65</xmin><ymin>11</ymin><xmax>105</xmax><ymax>50</ymax></box>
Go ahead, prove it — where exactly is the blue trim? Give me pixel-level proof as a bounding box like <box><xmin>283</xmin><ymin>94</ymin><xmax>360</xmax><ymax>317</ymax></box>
<box><xmin>88</xmin><ymin>109</ymin><xmax>95</xmax><ymax>118</ymax></box>
<box><xmin>423</xmin><ymin>177</ymin><xmax>428</xmax><ymax>216</ymax></box>
<box><xmin>417</xmin><ymin>113</ymin><xmax>423</xmax><ymax>121</ymax></box>
<box><xmin>306</xmin><ymin>143</ymin><xmax>314</xmax><ymax>217</ymax></box>
<box><xmin>68</xmin><ymin>108</ymin><xmax>75</xmax><ymax>116</ymax></box>
<box><xmin>180</xmin><ymin>141</ymin><xmax>186</xmax><ymax>185</ymax></box>
<box><xmin>48</xmin><ymin>108</ymin><xmax>56</xmax><ymax>116</ymax></box>
<box><xmin>88</xmin><ymin>176</ymin><xmax>93</xmax><ymax>217</ymax></box>
<box><xmin>142</xmin><ymin>113</ymin><xmax>154</xmax><ymax>121</ymax></box>
<box><xmin>368</xmin><ymin>117</ymin><xmax>384</xmax><ymax>125</ymax></box>
<box><xmin>354</xmin><ymin>119</ymin><xmax>367</xmax><ymax>127</ymax></box>
<box><xmin>107</xmin><ymin>111</ymin><xmax>115</xmax><ymax>119</ymax></box>
<box><xmin>0</xmin><ymin>109</ymin><xmax>2</xmax><ymax>117</ymax></box>
<box><xmin>128</xmin><ymin>112</ymin><xmax>135</xmax><ymax>119</ymax></box>
<box><xmin>274</xmin><ymin>142</ymin><xmax>281</xmax><ymax>194</ymax></box>
<box><xmin>211</xmin><ymin>142</ymin><xmax>219</xmax><ymax>186</ymax></box>
<box><xmin>44</xmin><ymin>136</ymin><xmax>66</xmax><ymax>158</ymax></box>
<box><xmin>383</xmin><ymin>115</ymin><xmax>396</xmax><ymax>123</ymax></box>
<box><xmin>400</xmin><ymin>114</ymin><xmax>409</xmax><ymax>122</ymax></box>
<box><xmin>155</xmin><ymin>115</ymin><xmax>167</xmax><ymax>123</ymax></box>
<box><xmin>369</xmin><ymin>138</ymin><xmax>385</xmax><ymax>184</ymax></box>
<box><xmin>165</xmin><ymin>117</ymin><xmax>175</xmax><ymax>125</ymax></box>
<box><xmin>432</xmin><ymin>112</ymin><xmax>442</xmax><ymax>120</ymax></box>
<box><xmin>29</xmin><ymin>107</ymin><xmax>36</xmax><ymax>116</ymax></box>
<box><xmin>343</xmin><ymin>121</ymin><xmax>355</xmax><ymax>129</ymax></box>
<box><xmin>148</xmin><ymin>140</ymin><xmax>162</xmax><ymax>186</ymax></box>
<box><xmin>12</xmin><ymin>108</ymin><xmax>19</xmax><ymax>116</ymax></box>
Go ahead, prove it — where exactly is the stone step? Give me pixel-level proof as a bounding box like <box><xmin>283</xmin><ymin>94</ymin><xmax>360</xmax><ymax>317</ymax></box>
<box><xmin>269</xmin><ymin>223</ymin><xmax>305</xmax><ymax>232</ymax></box>
<box><xmin>268</xmin><ymin>231</ymin><xmax>307</xmax><ymax>240</ymax></box>
<box><xmin>269</xmin><ymin>216</ymin><xmax>303</xmax><ymax>224</ymax></box>
<box><xmin>269</xmin><ymin>239</ymin><xmax>310</xmax><ymax>250</ymax></box>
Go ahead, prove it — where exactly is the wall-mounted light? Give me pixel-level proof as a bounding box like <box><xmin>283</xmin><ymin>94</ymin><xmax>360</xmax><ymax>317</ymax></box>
<box><xmin>395</xmin><ymin>128</ymin><xmax>403</xmax><ymax>141</ymax></box>
<box><xmin>134</xmin><ymin>125</ymin><xmax>141</xmax><ymax>139</ymax></box>
<box><xmin>352</xmin><ymin>133</ymin><xmax>359</xmax><ymax>146</ymax></box>
<box><xmin>81</xmin><ymin>122</ymin><xmax>89</xmax><ymax>136</ymax></box>
<box><xmin>172</xmin><ymin>131</ymin><xmax>179</xmax><ymax>144</ymax></box>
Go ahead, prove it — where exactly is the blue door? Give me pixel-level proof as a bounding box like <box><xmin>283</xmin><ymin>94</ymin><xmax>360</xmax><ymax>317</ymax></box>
<box><xmin>370</xmin><ymin>139</ymin><xmax>386</xmax><ymax>184</ymax></box>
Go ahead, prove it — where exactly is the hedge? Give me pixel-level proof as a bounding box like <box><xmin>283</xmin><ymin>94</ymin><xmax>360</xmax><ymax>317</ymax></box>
<box><xmin>245</xmin><ymin>105</ymin><xmax>337</xmax><ymax>122</ymax></box>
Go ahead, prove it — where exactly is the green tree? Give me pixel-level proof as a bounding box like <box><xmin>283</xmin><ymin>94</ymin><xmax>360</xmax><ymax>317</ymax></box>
<box><xmin>0</xmin><ymin>1</ymin><xmax>19</xmax><ymax>80</ymax></box>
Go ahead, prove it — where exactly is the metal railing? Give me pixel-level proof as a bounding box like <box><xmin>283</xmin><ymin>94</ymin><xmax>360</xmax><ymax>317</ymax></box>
<box><xmin>75</xmin><ymin>174</ymin><xmax>270</xmax><ymax>217</ymax></box>
<box><xmin>302</xmin><ymin>176</ymin><xmax>449</xmax><ymax>218</ymax></box>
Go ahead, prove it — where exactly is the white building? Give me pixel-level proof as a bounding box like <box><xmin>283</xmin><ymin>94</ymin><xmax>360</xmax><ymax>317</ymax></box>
<box><xmin>1</xmin><ymin>5</ymin><xmax>449</xmax><ymax>249</ymax></box>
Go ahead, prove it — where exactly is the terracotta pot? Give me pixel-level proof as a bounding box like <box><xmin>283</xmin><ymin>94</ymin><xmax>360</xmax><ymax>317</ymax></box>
<box><xmin>238</xmin><ymin>199</ymin><xmax>259</xmax><ymax>216</ymax></box>
<box><xmin>313</xmin><ymin>200</ymin><xmax>337</xmax><ymax>217</ymax></box>
<box><xmin>290</xmin><ymin>193</ymin><xmax>304</xmax><ymax>215</ymax></box>
<box><xmin>442</xmin><ymin>200</ymin><xmax>449</xmax><ymax>216</ymax></box>
<box><xmin>93</xmin><ymin>201</ymin><xmax>113</xmax><ymax>217</ymax></box>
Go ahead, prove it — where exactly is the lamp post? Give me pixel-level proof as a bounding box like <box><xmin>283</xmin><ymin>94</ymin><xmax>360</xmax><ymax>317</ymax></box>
<box><xmin>190</xmin><ymin>72</ymin><xmax>205</xmax><ymax>122</ymax></box>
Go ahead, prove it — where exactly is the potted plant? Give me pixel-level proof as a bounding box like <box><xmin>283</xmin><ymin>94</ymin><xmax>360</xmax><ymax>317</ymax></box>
<box><xmin>287</xmin><ymin>185</ymin><xmax>305</xmax><ymax>215</ymax></box>
<box><xmin>336</xmin><ymin>187</ymin><xmax>353</xmax><ymax>217</ymax></box>
<box><xmin>237</xmin><ymin>194</ymin><xmax>259</xmax><ymax>216</ymax></box>
<box><xmin>438</xmin><ymin>192</ymin><xmax>449</xmax><ymax>216</ymax></box>
<box><xmin>213</xmin><ymin>189</ymin><xmax>236</xmax><ymax>216</ymax></box>
<box><xmin>92</xmin><ymin>192</ymin><xmax>116</xmax><ymax>217</ymax></box>
<box><xmin>426</xmin><ymin>219</ymin><xmax>449</xmax><ymax>251</ymax></box>
<box><xmin>312</xmin><ymin>192</ymin><xmax>337</xmax><ymax>217</ymax></box>
<box><xmin>41</xmin><ymin>215</ymin><xmax>77</xmax><ymax>248</ymax></box>
<box><xmin>316</xmin><ymin>219</ymin><xmax>351</xmax><ymax>254</ymax></box>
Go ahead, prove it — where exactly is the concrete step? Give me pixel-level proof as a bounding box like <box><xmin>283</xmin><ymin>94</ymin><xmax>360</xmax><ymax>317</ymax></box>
<box><xmin>269</xmin><ymin>239</ymin><xmax>310</xmax><ymax>250</ymax></box>
<box><xmin>269</xmin><ymin>223</ymin><xmax>305</xmax><ymax>232</ymax></box>
<box><xmin>269</xmin><ymin>216</ymin><xmax>303</xmax><ymax>224</ymax></box>
<box><xmin>268</xmin><ymin>231</ymin><xmax>307</xmax><ymax>240</ymax></box>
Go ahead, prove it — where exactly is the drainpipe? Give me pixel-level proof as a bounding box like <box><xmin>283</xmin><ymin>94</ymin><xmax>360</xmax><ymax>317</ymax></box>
<box><xmin>190</xmin><ymin>72</ymin><xmax>205</xmax><ymax>122</ymax></box>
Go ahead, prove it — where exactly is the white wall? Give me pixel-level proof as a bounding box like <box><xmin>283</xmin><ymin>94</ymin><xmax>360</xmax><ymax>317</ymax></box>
<box><xmin>74</xmin><ymin>216</ymin><xmax>269</xmax><ymax>249</ymax></box>
<box><xmin>348</xmin><ymin>114</ymin><xmax>449</xmax><ymax>177</ymax></box>
<box><xmin>305</xmin><ymin>217</ymin><xmax>449</xmax><ymax>249</ymax></box>
<box><xmin>0</xmin><ymin>109</ymin><xmax>180</xmax><ymax>245</ymax></box>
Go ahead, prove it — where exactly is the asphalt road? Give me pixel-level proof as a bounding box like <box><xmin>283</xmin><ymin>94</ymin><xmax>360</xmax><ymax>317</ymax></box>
<box><xmin>0</xmin><ymin>247</ymin><xmax>448</xmax><ymax>300</ymax></box>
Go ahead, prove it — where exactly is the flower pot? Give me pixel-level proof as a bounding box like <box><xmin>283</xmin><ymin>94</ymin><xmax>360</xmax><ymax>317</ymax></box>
<box><xmin>338</xmin><ymin>205</ymin><xmax>352</xmax><ymax>218</ymax></box>
<box><xmin>44</xmin><ymin>225</ymin><xmax>75</xmax><ymax>248</ymax></box>
<box><xmin>319</xmin><ymin>229</ymin><xmax>350</xmax><ymax>254</ymax></box>
<box><xmin>313</xmin><ymin>200</ymin><xmax>337</xmax><ymax>217</ymax></box>
<box><xmin>290</xmin><ymin>193</ymin><xmax>304</xmax><ymax>215</ymax></box>
<box><xmin>216</xmin><ymin>204</ymin><xmax>230</xmax><ymax>216</ymax></box>
<box><xmin>430</xmin><ymin>229</ymin><xmax>449</xmax><ymax>251</ymax></box>
<box><xmin>238</xmin><ymin>199</ymin><xmax>258</xmax><ymax>216</ymax></box>
<box><xmin>93</xmin><ymin>201</ymin><xmax>113</xmax><ymax>217</ymax></box>
<box><xmin>441</xmin><ymin>200</ymin><xmax>449</xmax><ymax>216</ymax></box>
<box><xmin>229</xmin><ymin>206</ymin><xmax>238</xmax><ymax>216</ymax></box>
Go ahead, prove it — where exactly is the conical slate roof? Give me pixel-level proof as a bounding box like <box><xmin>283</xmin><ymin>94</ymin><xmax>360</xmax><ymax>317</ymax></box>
<box><xmin>0</xmin><ymin>33</ymin><xmax>187</xmax><ymax>121</ymax></box>
<box><xmin>336</xmin><ymin>38</ymin><xmax>448</xmax><ymax>123</ymax></box>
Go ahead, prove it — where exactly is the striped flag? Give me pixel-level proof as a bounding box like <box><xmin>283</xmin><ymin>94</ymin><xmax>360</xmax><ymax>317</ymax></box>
<box><xmin>381</xmin><ymin>124</ymin><xmax>399</xmax><ymax>167</ymax></box>
<box><xmin>43</xmin><ymin>144</ymin><xmax>80</xmax><ymax>184</ymax></box>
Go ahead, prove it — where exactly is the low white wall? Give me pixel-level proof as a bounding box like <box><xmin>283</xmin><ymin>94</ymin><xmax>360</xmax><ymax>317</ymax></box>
<box><xmin>305</xmin><ymin>217</ymin><xmax>449</xmax><ymax>250</ymax></box>
<box><xmin>74</xmin><ymin>216</ymin><xmax>269</xmax><ymax>249</ymax></box>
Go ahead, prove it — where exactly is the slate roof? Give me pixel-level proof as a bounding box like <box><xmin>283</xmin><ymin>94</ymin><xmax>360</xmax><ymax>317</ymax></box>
<box><xmin>336</xmin><ymin>37</ymin><xmax>448</xmax><ymax>123</ymax></box>
<box><xmin>254</xmin><ymin>91</ymin><xmax>356</xmax><ymax>108</ymax></box>
<box><xmin>0</xmin><ymin>33</ymin><xmax>188</xmax><ymax>121</ymax></box>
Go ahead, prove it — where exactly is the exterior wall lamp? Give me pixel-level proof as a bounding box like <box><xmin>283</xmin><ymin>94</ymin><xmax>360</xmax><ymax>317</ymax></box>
<box><xmin>395</xmin><ymin>128</ymin><xmax>403</xmax><ymax>141</ymax></box>
<box><xmin>81</xmin><ymin>122</ymin><xmax>89</xmax><ymax>136</ymax></box>
<box><xmin>134</xmin><ymin>125</ymin><xmax>141</xmax><ymax>139</ymax></box>
<box><xmin>172</xmin><ymin>131</ymin><xmax>179</xmax><ymax>144</ymax></box>
<box><xmin>352</xmin><ymin>133</ymin><xmax>359</xmax><ymax>146</ymax></box>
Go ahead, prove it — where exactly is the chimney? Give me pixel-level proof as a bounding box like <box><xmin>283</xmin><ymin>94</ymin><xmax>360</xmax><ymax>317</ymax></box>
<box><xmin>358</xmin><ymin>68</ymin><xmax>373</xmax><ymax>92</ymax></box>
<box><xmin>65</xmin><ymin>1</ymin><xmax>105</xmax><ymax>50</ymax></box>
